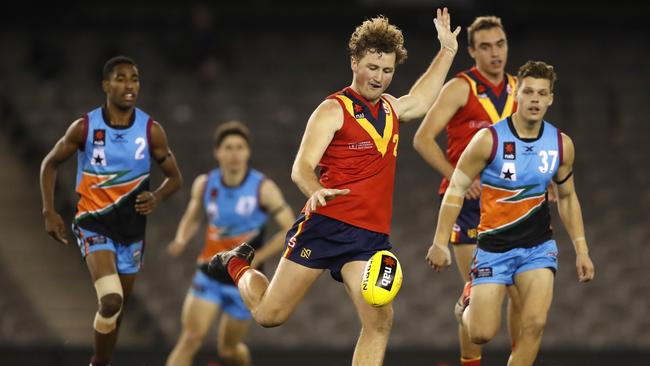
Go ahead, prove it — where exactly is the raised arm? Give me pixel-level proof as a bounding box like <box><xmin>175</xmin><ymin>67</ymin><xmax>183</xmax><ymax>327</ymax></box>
<box><xmin>167</xmin><ymin>175</ymin><xmax>207</xmax><ymax>257</ymax></box>
<box><xmin>413</xmin><ymin>77</ymin><xmax>469</xmax><ymax>174</ymax></box>
<box><xmin>135</xmin><ymin>121</ymin><xmax>183</xmax><ymax>215</ymax></box>
<box><xmin>554</xmin><ymin>133</ymin><xmax>595</xmax><ymax>282</ymax></box>
<box><xmin>291</xmin><ymin>99</ymin><xmax>349</xmax><ymax>213</ymax></box>
<box><xmin>386</xmin><ymin>7</ymin><xmax>460</xmax><ymax>122</ymax></box>
<box><xmin>250</xmin><ymin>179</ymin><xmax>295</xmax><ymax>268</ymax></box>
<box><xmin>426</xmin><ymin>128</ymin><xmax>493</xmax><ymax>271</ymax></box>
<box><xmin>40</xmin><ymin>118</ymin><xmax>86</xmax><ymax>245</ymax></box>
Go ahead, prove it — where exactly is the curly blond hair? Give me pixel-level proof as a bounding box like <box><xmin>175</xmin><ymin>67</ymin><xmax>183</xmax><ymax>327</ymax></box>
<box><xmin>348</xmin><ymin>15</ymin><xmax>407</xmax><ymax>65</ymax></box>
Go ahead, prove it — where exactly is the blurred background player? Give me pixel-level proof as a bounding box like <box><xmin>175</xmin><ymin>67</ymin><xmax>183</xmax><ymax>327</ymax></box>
<box><xmin>413</xmin><ymin>16</ymin><xmax>520</xmax><ymax>366</ymax></box>
<box><xmin>209</xmin><ymin>8</ymin><xmax>460</xmax><ymax>366</ymax></box>
<box><xmin>39</xmin><ymin>56</ymin><xmax>183</xmax><ymax>366</ymax></box>
<box><xmin>426</xmin><ymin>60</ymin><xmax>595</xmax><ymax>366</ymax></box>
<box><xmin>166</xmin><ymin>121</ymin><xmax>294</xmax><ymax>366</ymax></box>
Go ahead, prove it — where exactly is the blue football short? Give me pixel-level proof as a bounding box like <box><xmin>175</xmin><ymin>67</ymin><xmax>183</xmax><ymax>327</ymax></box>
<box><xmin>72</xmin><ymin>224</ymin><xmax>144</xmax><ymax>274</ymax></box>
<box><xmin>189</xmin><ymin>270</ymin><xmax>252</xmax><ymax>320</ymax></box>
<box><xmin>470</xmin><ymin>239</ymin><xmax>559</xmax><ymax>286</ymax></box>
<box><xmin>282</xmin><ymin>213</ymin><xmax>392</xmax><ymax>282</ymax></box>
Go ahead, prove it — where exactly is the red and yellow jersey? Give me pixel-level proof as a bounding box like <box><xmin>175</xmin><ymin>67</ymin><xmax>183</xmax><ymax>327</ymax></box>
<box><xmin>312</xmin><ymin>87</ymin><xmax>399</xmax><ymax>234</ymax></box>
<box><xmin>439</xmin><ymin>67</ymin><xmax>517</xmax><ymax>194</ymax></box>
<box><xmin>74</xmin><ymin>106</ymin><xmax>152</xmax><ymax>243</ymax></box>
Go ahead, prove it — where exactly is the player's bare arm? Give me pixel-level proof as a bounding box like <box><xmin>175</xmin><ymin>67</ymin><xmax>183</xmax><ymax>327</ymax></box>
<box><xmin>135</xmin><ymin>121</ymin><xmax>183</xmax><ymax>215</ymax></box>
<box><xmin>167</xmin><ymin>174</ymin><xmax>207</xmax><ymax>257</ymax></box>
<box><xmin>412</xmin><ymin>78</ymin><xmax>482</xmax><ymax>199</ymax></box>
<box><xmin>554</xmin><ymin>133</ymin><xmax>595</xmax><ymax>283</ymax></box>
<box><xmin>426</xmin><ymin>128</ymin><xmax>493</xmax><ymax>271</ymax></box>
<box><xmin>250</xmin><ymin>179</ymin><xmax>294</xmax><ymax>268</ymax></box>
<box><xmin>385</xmin><ymin>7</ymin><xmax>460</xmax><ymax>122</ymax></box>
<box><xmin>291</xmin><ymin>99</ymin><xmax>350</xmax><ymax>213</ymax></box>
<box><xmin>40</xmin><ymin>118</ymin><xmax>86</xmax><ymax>245</ymax></box>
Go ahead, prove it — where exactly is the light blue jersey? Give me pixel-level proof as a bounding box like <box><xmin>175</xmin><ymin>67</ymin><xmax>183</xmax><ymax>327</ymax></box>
<box><xmin>74</xmin><ymin>106</ymin><xmax>152</xmax><ymax>243</ymax></box>
<box><xmin>478</xmin><ymin>117</ymin><xmax>562</xmax><ymax>252</ymax></box>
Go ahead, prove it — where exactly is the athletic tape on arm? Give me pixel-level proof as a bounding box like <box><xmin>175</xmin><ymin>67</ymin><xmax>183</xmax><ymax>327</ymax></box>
<box><xmin>443</xmin><ymin>169</ymin><xmax>473</xmax><ymax>208</ymax></box>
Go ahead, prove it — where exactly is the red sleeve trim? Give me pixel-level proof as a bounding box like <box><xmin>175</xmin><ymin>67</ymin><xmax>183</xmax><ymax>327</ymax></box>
<box><xmin>80</xmin><ymin>115</ymin><xmax>89</xmax><ymax>151</ymax></box>
<box><xmin>487</xmin><ymin>126</ymin><xmax>498</xmax><ymax>164</ymax></box>
<box><xmin>257</xmin><ymin>175</ymin><xmax>267</xmax><ymax>212</ymax></box>
<box><xmin>146</xmin><ymin>118</ymin><xmax>154</xmax><ymax>148</ymax></box>
<box><xmin>557</xmin><ymin>128</ymin><xmax>564</xmax><ymax>165</ymax></box>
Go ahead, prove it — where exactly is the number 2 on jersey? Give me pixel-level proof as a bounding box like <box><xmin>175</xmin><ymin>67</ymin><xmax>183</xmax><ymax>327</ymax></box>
<box><xmin>135</xmin><ymin>137</ymin><xmax>146</xmax><ymax>160</ymax></box>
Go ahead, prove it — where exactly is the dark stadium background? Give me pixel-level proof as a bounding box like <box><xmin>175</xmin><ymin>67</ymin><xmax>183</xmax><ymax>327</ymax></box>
<box><xmin>1</xmin><ymin>1</ymin><xmax>647</xmax><ymax>365</ymax></box>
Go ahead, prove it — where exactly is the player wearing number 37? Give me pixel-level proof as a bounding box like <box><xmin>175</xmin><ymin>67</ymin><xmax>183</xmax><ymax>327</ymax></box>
<box><xmin>39</xmin><ymin>56</ymin><xmax>182</xmax><ymax>366</ymax></box>
<box><xmin>426</xmin><ymin>60</ymin><xmax>595</xmax><ymax>366</ymax></box>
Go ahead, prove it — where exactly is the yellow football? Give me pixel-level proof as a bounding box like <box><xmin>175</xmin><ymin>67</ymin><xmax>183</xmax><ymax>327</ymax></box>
<box><xmin>361</xmin><ymin>250</ymin><xmax>403</xmax><ymax>307</ymax></box>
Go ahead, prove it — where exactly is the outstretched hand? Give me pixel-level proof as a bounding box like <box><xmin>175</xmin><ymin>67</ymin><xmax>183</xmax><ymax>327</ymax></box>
<box><xmin>305</xmin><ymin>188</ymin><xmax>350</xmax><ymax>215</ymax></box>
<box><xmin>434</xmin><ymin>7</ymin><xmax>461</xmax><ymax>54</ymax></box>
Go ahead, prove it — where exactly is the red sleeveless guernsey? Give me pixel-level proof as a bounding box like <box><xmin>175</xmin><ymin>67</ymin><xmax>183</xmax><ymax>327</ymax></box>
<box><xmin>312</xmin><ymin>87</ymin><xmax>399</xmax><ymax>235</ymax></box>
<box><xmin>439</xmin><ymin>67</ymin><xmax>517</xmax><ymax>194</ymax></box>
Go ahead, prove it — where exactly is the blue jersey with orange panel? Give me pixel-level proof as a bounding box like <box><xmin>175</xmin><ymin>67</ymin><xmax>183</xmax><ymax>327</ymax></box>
<box><xmin>199</xmin><ymin>168</ymin><xmax>268</xmax><ymax>263</ymax></box>
<box><xmin>74</xmin><ymin>106</ymin><xmax>152</xmax><ymax>243</ymax></box>
<box><xmin>478</xmin><ymin>117</ymin><xmax>562</xmax><ymax>252</ymax></box>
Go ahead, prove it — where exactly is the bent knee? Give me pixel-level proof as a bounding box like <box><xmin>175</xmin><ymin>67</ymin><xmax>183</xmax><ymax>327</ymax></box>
<box><xmin>469</xmin><ymin>327</ymin><xmax>497</xmax><ymax>345</ymax></box>
<box><xmin>254</xmin><ymin>308</ymin><xmax>289</xmax><ymax>328</ymax></box>
<box><xmin>99</xmin><ymin>293</ymin><xmax>123</xmax><ymax>317</ymax></box>
<box><xmin>470</xmin><ymin>334</ymin><xmax>491</xmax><ymax>345</ymax></box>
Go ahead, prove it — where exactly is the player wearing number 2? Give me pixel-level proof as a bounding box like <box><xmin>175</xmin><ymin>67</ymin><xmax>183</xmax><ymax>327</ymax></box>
<box><xmin>39</xmin><ymin>56</ymin><xmax>182</xmax><ymax>366</ymax></box>
<box><xmin>426</xmin><ymin>60</ymin><xmax>594</xmax><ymax>366</ymax></box>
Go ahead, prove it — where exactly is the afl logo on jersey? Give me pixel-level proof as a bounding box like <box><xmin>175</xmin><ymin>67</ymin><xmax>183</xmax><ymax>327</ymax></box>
<box><xmin>503</xmin><ymin>142</ymin><xmax>516</xmax><ymax>160</ymax></box>
<box><xmin>92</xmin><ymin>129</ymin><xmax>106</xmax><ymax>146</ymax></box>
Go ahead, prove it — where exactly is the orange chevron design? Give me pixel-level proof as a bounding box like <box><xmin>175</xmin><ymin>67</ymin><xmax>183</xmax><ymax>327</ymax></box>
<box><xmin>75</xmin><ymin>172</ymin><xmax>148</xmax><ymax>218</ymax></box>
<box><xmin>198</xmin><ymin>227</ymin><xmax>257</xmax><ymax>262</ymax></box>
<box><xmin>478</xmin><ymin>184</ymin><xmax>545</xmax><ymax>235</ymax></box>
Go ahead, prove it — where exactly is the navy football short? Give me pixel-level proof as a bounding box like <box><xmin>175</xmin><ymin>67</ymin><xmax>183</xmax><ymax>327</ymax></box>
<box><xmin>282</xmin><ymin>213</ymin><xmax>391</xmax><ymax>282</ymax></box>
<box><xmin>440</xmin><ymin>195</ymin><xmax>480</xmax><ymax>245</ymax></box>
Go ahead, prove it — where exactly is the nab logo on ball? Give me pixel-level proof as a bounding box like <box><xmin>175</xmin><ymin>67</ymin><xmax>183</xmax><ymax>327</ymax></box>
<box><xmin>376</xmin><ymin>255</ymin><xmax>397</xmax><ymax>291</ymax></box>
<box><xmin>361</xmin><ymin>250</ymin><xmax>403</xmax><ymax>307</ymax></box>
